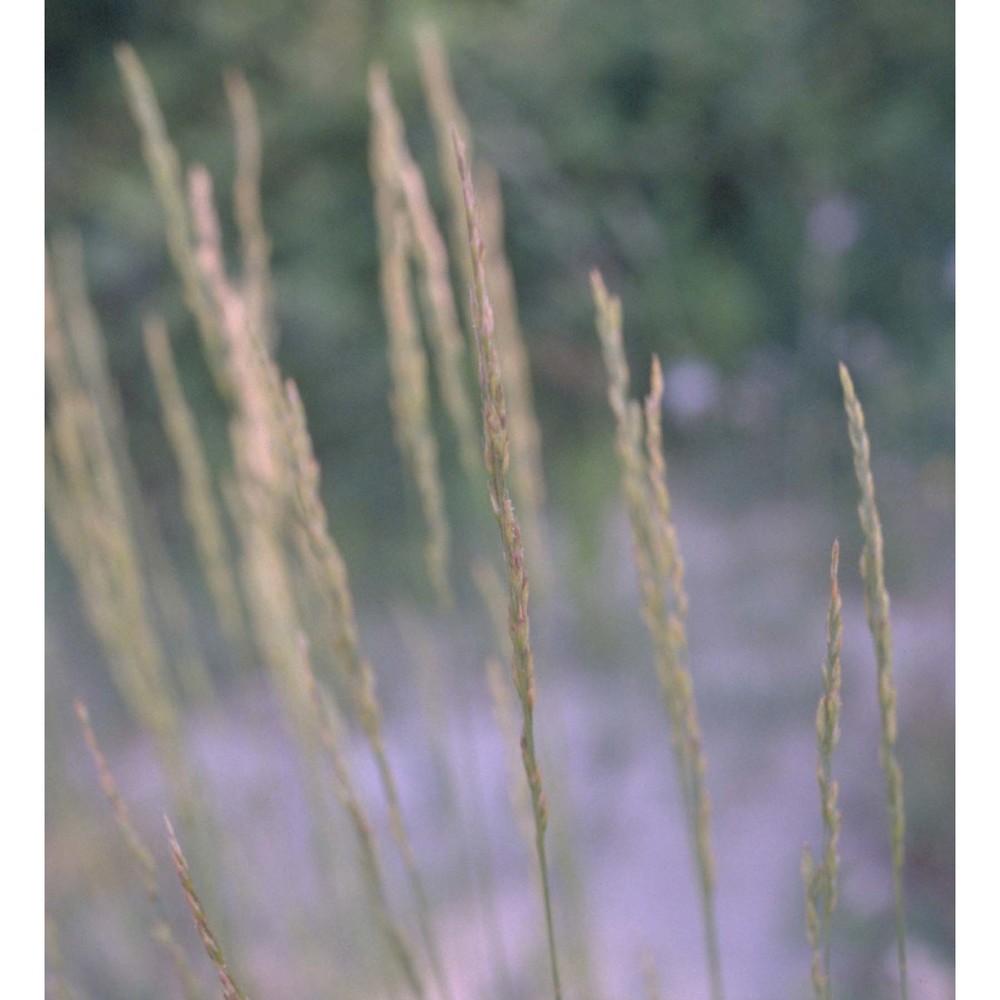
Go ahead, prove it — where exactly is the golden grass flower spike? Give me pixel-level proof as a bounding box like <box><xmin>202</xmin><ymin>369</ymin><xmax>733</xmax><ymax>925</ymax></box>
<box><xmin>839</xmin><ymin>363</ymin><xmax>908</xmax><ymax>999</ymax></box>
<box><xmin>297</xmin><ymin>637</ymin><xmax>427</xmax><ymax>1000</ymax></box>
<box><xmin>75</xmin><ymin>701</ymin><xmax>205</xmax><ymax>1000</ymax></box>
<box><xmin>224</xmin><ymin>69</ymin><xmax>276</xmax><ymax>353</ymax></box>
<box><xmin>592</xmin><ymin>271</ymin><xmax>723</xmax><ymax>1000</ymax></box>
<box><xmin>368</xmin><ymin>65</ymin><xmax>455</xmax><ymax>610</ymax></box>
<box><xmin>114</xmin><ymin>45</ymin><xmax>230</xmax><ymax>396</ymax></box>
<box><xmin>165</xmin><ymin>818</ymin><xmax>249</xmax><ymax>1000</ymax></box>
<box><xmin>453</xmin><ymin>127</ymin><xmax>563</xmax><ymax>1000</ymax></box>
<box><xmin>802</xmin><ymin>540</ymin><xmax>843</xmax><ymax>1000</ymax></box>
<box><xmin>143</xmin><ymin>315</ymin><xmax>251</xmax><ymax>669</ymax></box>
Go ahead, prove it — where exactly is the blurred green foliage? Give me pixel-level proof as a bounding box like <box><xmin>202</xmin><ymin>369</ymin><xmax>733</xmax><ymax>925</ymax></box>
<box><xmin>45</xmin><ymin>0</ymin><xmax>954</xmax><ymax>586</ymax></box>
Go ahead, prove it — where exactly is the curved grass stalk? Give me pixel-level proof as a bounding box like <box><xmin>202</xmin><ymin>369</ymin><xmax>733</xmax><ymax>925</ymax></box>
<box><xmin>454</xmin><ymin>129</ymin><xmax>563</xmax><ymax>1000</ymax></box>
<box><xmin>298</xmin><ymin>638</ymin><xmax>427</xmax><ymax>1000</ymax></box>
<box><xmin>802</xmin><ymin>540</ymin><xmax>843</xmax><ymax>1000</ymax></box>
<box><xmin>592</xmin><ymin>272</ymin><xmax>724</xmax><ymax>1000</ymax></box>
<box><xmin>166</xmin><ymin>818</ymin><xmax>250</xmax><ymax>1000</ymax></box>
<box><xmin>75</xmin><ymin>702</ymin><xmax>206</xmax><ymax>1000</ymax></box>
<box><xmin>368</xmin><ymin>66</ymin><xmax>455</xmax><ymax>610</ymax></box>
<box><xmin>839</xmin><ymin>363</ymin><xmax>908</xmax><ymax>1000</ymax></box>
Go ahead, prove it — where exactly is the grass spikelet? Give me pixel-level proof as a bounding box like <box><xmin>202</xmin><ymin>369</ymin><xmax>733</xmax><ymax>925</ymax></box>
<box><xmin>369</xmin><ymin>65</ymin><xmax>454</xmax><ymax>610</ymax></box>
<box><xmin>454</xmin><ymin>128</ymin><xmax>564</xmax><ymax>1000</ymax></box>
<box><xmin>802</xmin><ymin>540</ymin><xmax>843</xmax><ymax>1000</ymax></box>
<box><xmin>592</xmin><ymin>271</ymin><xmax>723</xmax><ymax>1000</ymax></box>
<box><xmin>486</xmin><ymin>655</ymin><xmax>536</xmax><ymax>852</ymax></box>
<box><xmin>369</xmin><ymin>64</ymin><xmax>480</xmax><ymax>481</ymax></box>
<box><xmin>475</xmin><ymin>161</ymin><xmax>550</xmax><ymax>594</ymax></box>
<box><xmin>165</xmin><ymin>818</ymin><xmax>249</xmax><ymax>1000</ymax></box>
<box><xmin>114</xmin><ymin>45</ymin><xmax>230</xmax><ymax>396</ymax></box>
<box><xmin>282</xmin><ymin>379</ymin><xmax>452</xmax><ymax>1000</ymax></box>
<box><xmin>224</xmin><ymin>68</ymin><xmax>276</xmax><ymax>353</ymax></box>
<box><xmin>143</xmin><ymin>314</ymin><xmax>251</xmax><ymax>668</ymax></box>
<box><xmin>297</xmin><ymin>637</ymin><xmax>427</xmax><ymax>1000</ymax></box>
<box><xmin>75</xmin><ymin>701</ymin><xmax>206</xmax><ymax>1000</ymax></box>
<box><xmin>414</xmin><ymin>27</ymin><xmax>550</xmax><ymax>592</ymax></box>
<box><xmin>47</xmin><ymin>236</ymin><xmax>214</xmax><ymax>708</ymax></box>
<box><xmin>838</xmin><ymin>363</ymin><xmax>908</xmax><ymax>999</ymax></box>
<box><xmin>46</xmin><ymin>252</ymin><xmax>179</xmax><ymax>749</ymax></box>
<box><xmin>415</xmin><ymin>24</ymin><xmax>475</xmax><ymax>320</ymax></box>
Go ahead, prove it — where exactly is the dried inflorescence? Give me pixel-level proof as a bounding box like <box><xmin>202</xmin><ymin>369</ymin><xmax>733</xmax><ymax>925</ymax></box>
<box><xmin>592</xmin><ymin>270</ymin><xmax>723</xmax><ymax>1000</ymax></box>
<box><xmin>454</xmin><ymin>128</ymin><xmax>563</xmax><ymax>1000</ymax></box>
<box><xmin>840</xmin><ymin>363</ymin><xmax>908</xmax><ymax>1000</ymax></box>
<box><xmin>802</xmin><ymin>540</ymin><xmax>843</xmax><ymax>1000</ymax></box>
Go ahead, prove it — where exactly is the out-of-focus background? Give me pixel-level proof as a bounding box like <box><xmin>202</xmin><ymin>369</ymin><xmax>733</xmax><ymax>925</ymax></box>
<box><xmin>45</xmin><ymin>1</ymin><xmax>954</xmax><ymax>998</ymax></box>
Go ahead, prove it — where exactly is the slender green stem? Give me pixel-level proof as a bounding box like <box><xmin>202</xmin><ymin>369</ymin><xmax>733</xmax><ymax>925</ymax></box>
<box><xmin>454</xmin><ymin>128</ymin><xmax>563</xmax><ymax>1000</ymax></box>
<box><xmin>840</xmin><ymin>363</ymin><xmax>908</xmax><ymax>1000</ymax></box>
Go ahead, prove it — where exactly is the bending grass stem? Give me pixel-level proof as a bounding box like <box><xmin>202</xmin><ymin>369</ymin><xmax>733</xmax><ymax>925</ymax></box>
<box><xmin>453</xmin><ymin>128</ymin><xmax>564</xmax><ymax>1000</ymax></box>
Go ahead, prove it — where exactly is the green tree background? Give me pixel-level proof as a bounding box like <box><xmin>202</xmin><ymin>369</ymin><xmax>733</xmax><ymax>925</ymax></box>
<box><xmin>46</xmin><ymin>0</ymin><xmax>954</xmax><ymax>488</ymax></box>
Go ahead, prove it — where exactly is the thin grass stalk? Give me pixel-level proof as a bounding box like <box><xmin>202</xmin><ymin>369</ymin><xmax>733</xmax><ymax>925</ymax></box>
<box><xmin>165</xmin><ymin>818</ymin><xmax>250</xmax><ymax>1000</ymax></box>
<box><xmin>224</xmin><ymin>69</ymin><xmax>277</xmax><ymax>353</ymax></box>
<box><xmin>282</xmin><ymin>380</ymin><xmax>453</xmax><ymax>1000</ymax></box>
<box><xmin>298</xmin><ymin>637</ymin><xmax>427</xmax><ymax>1000</ymax></box>
<box><xmin>114</xmin><ymin>45</ymin><xmax>230</xmax><ymax>397</ymax></box>
<box><xmin>369</xmin><ymin>68</ymin><xmax>454</xmax><ymax>610</ymax></box>
<box><xmin>592</xmin><ymin>273</ymin><xmax>724</xmax><ymax>1000</ymax></box>
<box><xmin>486</xmin><ymin>655</ymin><xmax>536</xmax><ymax>852</ymax></box>
<box><xmin>48</xmin><ymin>237</ymin><xmax>214</xmax><ymax>708</ymax></box>
<box><xmin>414</xmin><ymin>28</ymin><xmax>550</xmax><ymax>593</ymax></box>
<box><xmin>454</xmin><ymin>129</ymin><xmax>563</xmax><ymax>1000</ymax></box>
<box><xmin>143</xmin><ymin>315</ymin><xmax>251</xmax><ymax>668</ymax></box>
<box><xmin>802</xmin><ymin>540</ymin><xmax>843</xmax><ymax>1000</ymax></box>
<box><xmin>645</xmin><ymin>357</ymin><xmax>721</xmax><ymax>998</ymax></box>
<box><xmin>186</xmin><ymin>161</ymin><xmax>358</xmax><ymax>959</ymax></box>
<box><xmin>475</xmin><ymin>161</ymin><xmax>550</xmax><ymax>594</ymax></box>
<box><xmin>75</xmin><ymin>702</ymin><xmax>206</xmax><ymax>1000</ymax></box>
<box><xmin>415</xmin><ymin>24</ymin><xmax>475</xmax><ymax>326</ymax></box>
<box><xmin>397</xmin><ymin>609</ymin><xmax>517</xmax><ymax>999</ymax></box>
<box><xmin>369</xmin><ymin>64</ymin><xmax>481</xmax><ymax>482</ymax></box>
<box><xmin>46</xmin><ymin>259</ymin><xmax>186</xmax><ymax>775</ymax></box>
<box><xmin>838</xmin><ymin>363</ymin><xmax>908</xmax><ymax>999</ymax></box>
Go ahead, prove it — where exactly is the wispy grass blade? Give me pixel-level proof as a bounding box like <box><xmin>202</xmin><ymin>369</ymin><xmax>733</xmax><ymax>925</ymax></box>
<box><xmin>283</xmin><ymin>379</ymin><xmax>453</xmax><ymax>1000</ymax></box>
<box><xmin>839</xmin><ymin>363</ymin><xmax>908</xmax><ymax>999</ymax></box>
<box><xmin>369</xmin><ymin>65</ymin><xmax>455</xmax><ymax>610</ymax></box>
<box><xmin>114</xmin><ymin>45</ymin><xmax>230</xmax><ymax>396</ymax></box>
<box><xmin>802</xmin><ymin>540</ymin><xmax>843</xmax><ymax>1000</ymax></box>
<box><xmin>47</xmin><ymin>236</ymin><xmax>214</xmax><ymax>708</ymax></box>
<box><xmin>369</xmin><ymin>64</ymin><xmax>481</xmax><ymax>481</ymax></box>
<box><xmin>454</xmin><ymin>128</ymin><xmax>564</xmax><ymax>1000</ymax></box>
<box><xmin>475</xmin><ymin>162</ymin><xmax>550</xmax><ymax>592</ymax></box>
<box><xmin>415</xmin><ymin>27</ymin><xmax>550</xmax><ymax>591</ymax></box>
<box><xmin>415</xmin><ymin>24</ymin><xmax>475</xmax><ymax>324</ymax></box>
<box><xmin>165</xmin><ymin>818</ymin><xmax>250</xmax><ymax>1000</ymax></box>
<box><xmin>298</xmin><ymin>637</ymin><xmax>427</xmax><ymax>1000</ymax></box>
<box><xmin>75</xmin><ymin>701</ymin><xmax>206</xmax><ymax>1000</ymax></box>
<box><xmin>46</xmin><ymin>252</ymin><xmax>179</xmax><ymax>753</ymax></box>
<box><xmin>224</xmin><ymin>68</ymin><xmax>277</xmax><ymax>353</ymax></box>
<box><xmin>592</xmin><ymin>271</ymin><xmax>724</xmax><ymax>1000</ymax></box>
<box><xmin>143</xmin><ymin>314</ymin><xmax>251</xmax><ymax>669</ymax></box>
<box><xmin>486</xmin><ymin>655</ymin><xmax>536</xmax><ymax>852</ymax></box>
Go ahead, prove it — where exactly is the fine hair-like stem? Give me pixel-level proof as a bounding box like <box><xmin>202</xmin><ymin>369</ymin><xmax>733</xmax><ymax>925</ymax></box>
<box><xmin>165</xmin><ymin>818</ymin><xmax>250</xmax><ymax>1000</ymax></box>
<box><xmin>839</xmin><ymin>363</ymin><xmax>908</xmax><ymax>1000</ymax></box>
<box><xmin>453</xmin><ymin>127</ymin><xmax>563</xmax><ymax>1000</ymax></box>
<box><xmin>802</xmin><ymin>540</ymin><xmax>843</xmax><ymax>1000</ymax></box>
<box><xmin>592</xmin><ymin>271</ymin><xmax>724</xmax><ymax>1000</ymax></box>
